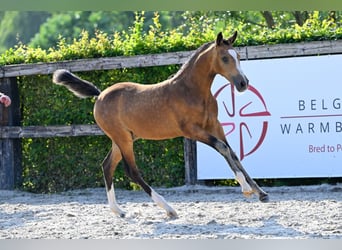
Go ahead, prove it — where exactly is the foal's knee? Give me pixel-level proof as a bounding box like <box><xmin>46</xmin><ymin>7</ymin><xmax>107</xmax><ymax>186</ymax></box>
<box><xmin>211</xmin><ymin>137</ymin><xmax>240</xmax><ymax>161</ymax></box>
<box><xmin>210</xmin><ymin>136</ymin><xmax>229</xmax><ymax>155</ymax></box>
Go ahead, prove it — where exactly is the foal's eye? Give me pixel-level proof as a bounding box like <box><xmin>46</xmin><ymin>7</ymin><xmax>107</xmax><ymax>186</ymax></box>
<box><xmin>222</xmin><ymin>57</ymin><xmax>229</xmax><ymax>63</ymax></box>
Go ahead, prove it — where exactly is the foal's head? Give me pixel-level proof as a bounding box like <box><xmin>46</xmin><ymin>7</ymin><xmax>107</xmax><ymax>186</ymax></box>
<box><xmin>213</xmin><ymin>31</ymin><xmax>249</xmax><ymax>92</ymax></box>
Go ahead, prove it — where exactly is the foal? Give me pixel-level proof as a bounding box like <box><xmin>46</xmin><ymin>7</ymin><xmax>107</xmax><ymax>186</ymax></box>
<box><xmin>53</xmin><ymin>31</ymin><xmax>269</xmax><ymax>218</ymax></box>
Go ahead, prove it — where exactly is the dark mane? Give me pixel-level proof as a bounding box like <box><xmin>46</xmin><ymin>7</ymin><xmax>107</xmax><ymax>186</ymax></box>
<box><xmin>169</xmin><ymin>41</ymin><xmax>214</xmax><ymax>80</ymax></box>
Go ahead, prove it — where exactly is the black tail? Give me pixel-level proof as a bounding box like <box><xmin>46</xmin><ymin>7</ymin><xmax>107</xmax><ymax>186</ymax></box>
<box><xmin>53</xmin><ymin>69</ymin><xmax>101</xmax><ymax>98</ymax></box>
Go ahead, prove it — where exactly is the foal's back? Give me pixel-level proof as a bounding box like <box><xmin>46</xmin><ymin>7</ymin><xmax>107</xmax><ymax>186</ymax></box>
<box><xmin>93</xmin><ymin>80</ymin><xmax>185</xmax><ymax>140</ymax></box>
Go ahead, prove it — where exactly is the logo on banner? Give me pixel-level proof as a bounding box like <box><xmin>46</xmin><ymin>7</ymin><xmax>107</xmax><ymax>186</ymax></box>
<box><xmin>214</xmin><ymin>83</ymin><xmax>271</xmax><ymax>160</ymax></box>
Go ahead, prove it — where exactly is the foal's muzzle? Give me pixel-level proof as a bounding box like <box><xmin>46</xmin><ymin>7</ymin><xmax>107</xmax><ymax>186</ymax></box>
<box><xmin>233</xmin><ymin>74</ymin><xmax>249</xmax><ymax>92</ymax></box>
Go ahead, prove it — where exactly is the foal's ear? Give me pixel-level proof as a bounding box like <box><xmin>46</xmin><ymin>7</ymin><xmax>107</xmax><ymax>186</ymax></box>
<box><xmin>227</xmin><ymin>31</ymin><xmax>238</xmax><ymax>45</ymax></box>
<box><xmin>216</xmin><ymin>32</ymin><xmax>224</xmax><ymax>46</ymax></box>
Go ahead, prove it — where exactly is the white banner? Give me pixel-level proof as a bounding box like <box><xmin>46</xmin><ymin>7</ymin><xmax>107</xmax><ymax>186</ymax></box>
<box><xmin>197</xmin><ymin>54</ymin><xmax>342</xmax><ymax>179</ymax></box>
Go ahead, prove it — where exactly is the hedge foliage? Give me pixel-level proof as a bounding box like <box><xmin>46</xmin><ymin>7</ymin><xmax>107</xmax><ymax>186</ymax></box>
<box><xmin>1</xmin><ymin>12</ymin><xmax>341</xmax><ymax>193</ymax></box>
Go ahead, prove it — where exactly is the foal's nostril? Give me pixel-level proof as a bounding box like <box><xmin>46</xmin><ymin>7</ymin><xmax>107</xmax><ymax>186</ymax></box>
<box><xmin>239</xmin><ymin>79</ymin><xmax>249</xmax><ymax>92</ymax></box>
<box><xmin>241</xmin><ymin>80</ymin><xmax>247</xmax><ymax>89</ymax></box>
<box><xmin>242</xmin><ymin>77</ymin><xmax>249</xmax><ymax>89</ymax></box>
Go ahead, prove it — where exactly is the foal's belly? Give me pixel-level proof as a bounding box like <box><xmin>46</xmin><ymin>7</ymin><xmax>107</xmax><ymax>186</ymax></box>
<box><xmin>127</xmin><ymin>117</ymin><xmax>183</xmax><ymax>140</ymax></box>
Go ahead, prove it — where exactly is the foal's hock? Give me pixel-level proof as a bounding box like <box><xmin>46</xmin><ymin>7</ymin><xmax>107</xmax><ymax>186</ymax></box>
<box><xmin>53</xmin><ymin>31</ymin><xmax>269</xmax><ymax>218</ymax></box>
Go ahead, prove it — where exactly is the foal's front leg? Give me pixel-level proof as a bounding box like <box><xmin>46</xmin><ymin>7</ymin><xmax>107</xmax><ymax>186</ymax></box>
<box><xmin>190</xmin><ymin>126</ymin><xmax>269</xmax><ymax>202</ymax></box>
<box><xmin>212</xmin><ymin>137</ymin><xmax>269</xmax><ymax>202</ymax></box>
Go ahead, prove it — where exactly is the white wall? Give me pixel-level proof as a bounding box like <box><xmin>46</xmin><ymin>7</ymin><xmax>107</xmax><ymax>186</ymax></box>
<box><xmin>197</xmin><ymin>54</ymin><xmax>342</xmax><ymax>179</ymax></box>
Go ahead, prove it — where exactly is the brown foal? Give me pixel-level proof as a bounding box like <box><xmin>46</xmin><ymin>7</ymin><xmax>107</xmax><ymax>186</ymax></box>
<box><xmin>53</xmin><ymin>31</ymin><xmax>269</xmax><ymax>218</ymax></box>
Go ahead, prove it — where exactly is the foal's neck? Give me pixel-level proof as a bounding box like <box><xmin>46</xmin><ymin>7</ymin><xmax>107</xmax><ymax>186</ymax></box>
<box><xmin>185</xmin><ymin>46</ymin><xmax>216</xmax><ymax>94</ymax></box>
<box><xmin>168</xmin><ymin>43</ymin><xmax>217</xmax><ymax>97</ymax></box>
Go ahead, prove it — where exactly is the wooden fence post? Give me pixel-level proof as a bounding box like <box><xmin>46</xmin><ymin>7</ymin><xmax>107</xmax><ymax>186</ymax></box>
<box><xmin>184</xmin><ymin>138</ymin><xmax>197</xmax><ymax>185</ymax></box>
<box><xmin>0</xmin><ymin>77</ymin><xmax>22</xmax><ymax>189</ymax></box>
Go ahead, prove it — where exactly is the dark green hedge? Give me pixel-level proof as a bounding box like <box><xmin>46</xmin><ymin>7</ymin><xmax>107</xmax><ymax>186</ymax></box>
<box><xmin>2</xmin><ymin>13</ymin><xmax>341</xmax><ymax>193</ymax></box>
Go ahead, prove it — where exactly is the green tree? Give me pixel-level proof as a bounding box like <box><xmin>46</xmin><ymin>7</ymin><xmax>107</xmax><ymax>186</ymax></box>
<box><xmin>0</xmin><ymin>11</ymin><xmax>51</xmax><ymax>53</ymax></box>
<box><xmin>30</xmin><ymin>11</ymin><xmax>185</xmax><ymax>50</ymax></box>
<box><xmin>30</xmin><ymin>11</ymin><xmax>134</xmax><ymax>49</ymax></box>
<box><xmin>181</xmin><ymin>11</ymin><xmax>341</xmax><ymax>31</ymax></box>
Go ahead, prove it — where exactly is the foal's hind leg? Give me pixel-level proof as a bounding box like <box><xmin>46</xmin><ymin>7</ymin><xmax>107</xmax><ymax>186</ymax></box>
<box><xmin>119</xmin><ymin>139</ymin><xmax>178</xmax><ymax>218</ymax></box>
<box><xmin>102</xmin><ymin>143</ymin><xmax>126</xmax><ymax>217</ymax></box>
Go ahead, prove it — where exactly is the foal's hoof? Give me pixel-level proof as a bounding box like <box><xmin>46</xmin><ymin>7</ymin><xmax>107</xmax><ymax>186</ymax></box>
<box><xmin>259</xmin><ymin>193</ymin><xmax>269</xmax><ymax>203</ymax></box>
<box><xmin>111</xmin><ymin>208</ymin><xmax>126</xmax><ymax>218</ymax></box>
<box><xmin>118</xmin><ymin>212</ymin><xmax>126</xmax><ymax>218</ymax></box>
<box><xmin>113</xmin><ymin>211</ymin><xmax>126</xmax><ymax>218</ymax></box>
<box><xmin>166</xmin><ymin>210</ymin><xmax>178</xmax><ymax>219</ymax></box>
